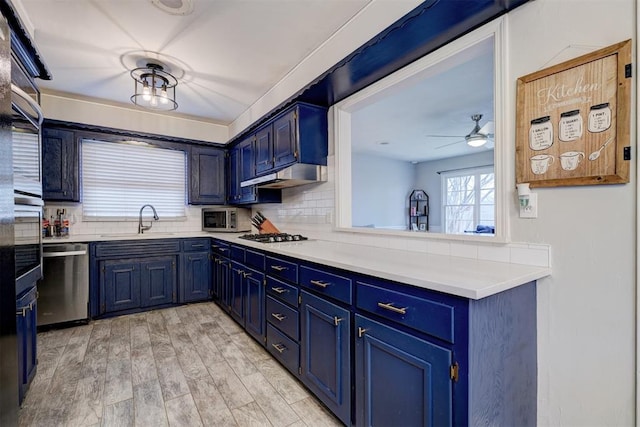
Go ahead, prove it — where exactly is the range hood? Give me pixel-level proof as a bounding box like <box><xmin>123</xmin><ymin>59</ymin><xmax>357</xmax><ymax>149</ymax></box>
<box><xmin>241</xmin><ymin>163</ymin><xmax>327</xmax><ymax>189</ymax></box>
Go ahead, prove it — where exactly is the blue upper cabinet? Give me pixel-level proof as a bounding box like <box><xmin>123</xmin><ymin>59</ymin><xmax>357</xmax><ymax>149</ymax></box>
<box><xmin>273</xmin><ymin>109</ymin><xmax>297</xmax><ymax>168</ymax></box>
<box><xmin>255</xmin><ymin>124</ymin><xmax>273</xmax><ymax>175</ymax></box>
<box><xmin>189</xmin><ymin>145</ymin><xmax>226</xmax><ymax>205</ymax></box>
<box><xmin>42</xmin><ymin>127</ymin><xmax>79</xmax><ymax>201</ymax></box>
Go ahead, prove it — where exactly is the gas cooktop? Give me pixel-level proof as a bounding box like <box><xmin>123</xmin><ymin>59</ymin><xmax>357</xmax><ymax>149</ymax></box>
<box><xmin>238</xmin><ymin>233</ymin><xmax>308</xmax><ymax>243</ymax></box>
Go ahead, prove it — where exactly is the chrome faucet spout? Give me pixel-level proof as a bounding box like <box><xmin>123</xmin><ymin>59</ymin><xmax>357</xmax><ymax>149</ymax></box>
<box><xmin>138</xmin><ymin>204</ymin><xmax>159</xmax><ymax>234</ymax></box>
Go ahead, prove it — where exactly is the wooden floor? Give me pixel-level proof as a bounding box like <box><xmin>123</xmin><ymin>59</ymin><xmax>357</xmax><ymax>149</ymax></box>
<box><xmin>18</xmin><ymin>302</ymin><xmax>342</xmax><ymax>427</ymax></box>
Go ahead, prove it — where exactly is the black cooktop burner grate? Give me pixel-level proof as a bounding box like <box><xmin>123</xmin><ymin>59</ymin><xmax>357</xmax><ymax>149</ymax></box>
<box><xmin>238</xmin><ymin>233</ymin><xmax>308</xmax><ymax>243</ymax></box>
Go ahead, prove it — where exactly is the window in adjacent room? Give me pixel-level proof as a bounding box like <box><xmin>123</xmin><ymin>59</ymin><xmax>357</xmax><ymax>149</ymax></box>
<box><xmin>81</xmin><ymin>139</ymin><xmax>186</xmax><ymax>219</ymax></box>
<box><xmin>441</xmin><ymin>166</ymin><xmax>494</xmax><ymax>234</ymax></box>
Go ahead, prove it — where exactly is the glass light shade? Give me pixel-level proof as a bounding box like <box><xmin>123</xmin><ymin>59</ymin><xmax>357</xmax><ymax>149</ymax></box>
<box><xmin>466</xmin><ymin>134</ymin><xmax>487</xmax><ymax>147</ymax></box>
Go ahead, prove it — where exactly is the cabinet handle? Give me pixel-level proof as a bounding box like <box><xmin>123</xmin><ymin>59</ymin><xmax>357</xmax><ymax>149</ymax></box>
<box><xmin>333</xmin><ymin>316</ymin><xmax>343</xmax><ymax>326</ymax></box>
<box><xmin>212</xmin><ymin>245</ymin><xmax>219</xmax><ymax>249</ymax></box>
<box><xmin>271</xmin><ymin>313</ymin><xmax>286</xmax><ymax>321</ymax></box>
<box><xmin>16</xmin><ymin>308</ymin><xmax>26</xmax><ymax>317</ymax></box>
<box><xmin>191</xmin><ymin>244</ymin><xmax>205</xmax><ymax>248</ymax></box>
<box><xmin>220</xmin><ymin>248</ymin><xmax>228</xmax><ymax>252</ymax></box>
<box><xmin>358</xmin><ymin>327</ymin><xmax>367</xmax><ymax>338</ymax></box>
<box><xmin>271</xmin><ymin>265</ymin><xmax>287</xmax><ymax>272</ymax></box>
<box><xmin>271</xmin><ymin>343</ymin><xmax>287</xmax><ymax>353</ymax></box>
<box><xmin>310</xmin><ymin>280</ymin><xmax>329</xmax><ymax>288</ymax></box>
<box><xmin>271</xmin><ymin>287</ymin><xmax>288</xmax><ymax>294</ymax></box>
<box><xmin>377</xmin><ymin>302</ymin><xmax>408</xmax><ymax>315</ymax></box>
<box><xmin>243</xmin><ymin>272</ymin><xmax>252</xmax><ymax>278</ymax></box>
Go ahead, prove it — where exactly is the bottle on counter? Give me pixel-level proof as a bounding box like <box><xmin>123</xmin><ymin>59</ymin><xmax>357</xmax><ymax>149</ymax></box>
<box><xmin>42</xmin><ymin>217</ymin><xmax>50</xmax><ymax>238</ymax></box>
<box><xmin>49</xmin><ymin>216</ymin><xmax>56</xmax><ymax>237</ymax></box>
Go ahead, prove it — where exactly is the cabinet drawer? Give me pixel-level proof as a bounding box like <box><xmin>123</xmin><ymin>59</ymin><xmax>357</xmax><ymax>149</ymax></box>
<box><xmin>267</xmin><ymin>324</ymin><xmax>299</xmax><ymax>375</ymax></box>
<box><xmin>245</xmin><ymin>249</ymin><xmax>265</xmax><ymax>271</ymax></box>
<box><xmin>95</xmin><ymin>239</ymin><xmax>180</xmax><ymax>258</ymax></box>
<box><xmin>265</xmin><ymin>256</ymin><xmax>298</xmax><ymax>283</ymax></box>
<box><xmin>356</xmin><ymin>281</ymin><xmax>455</xmax><ymax>344</ymax></box>
<box><xmin>230</xmin><ymin>245</ymin><xmax>245</xmax><ymax>262</ymax></box>
<box><xmin>266</xmin><ymin>296</ymin><xmax>299</xmax><ymax>340</ymax></box>
<box><xmin>266</xmin><ymin>276</ymin><xmax>298</xmax><ymax>307</ymax></box>
<box><xmin>17</xmin><ymin>285</ymin><xmax>37</xmax><ymax>310</ymax></box>
<box><xmin>211</xmin><ymin>240</ymin><xmax>230</xmax><ymax>256</ymax></box>
<box><xmin>182</xmin><ymin>238</ymin><xmax>210</xmax><ymax>252</ymax></box>
<box><xmin>300</xmin><ymin>265</ymin><xmax>352</xmax><ymax>304</ymax></box>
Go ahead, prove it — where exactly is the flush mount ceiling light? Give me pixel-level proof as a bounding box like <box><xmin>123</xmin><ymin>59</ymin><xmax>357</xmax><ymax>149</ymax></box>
<box><xmin>130</xmin><ymin>62</ymin><xmax>178</xmax><ymax>111</ymax></box>
<box><xmin>151</xmin><ymin>0</ymin><xmax>194</xmax><ymax>15</ymax></box>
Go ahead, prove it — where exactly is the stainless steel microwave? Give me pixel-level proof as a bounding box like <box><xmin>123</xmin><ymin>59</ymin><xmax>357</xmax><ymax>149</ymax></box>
<box><xmin>202</xmin><ymin>207</ymin><xmax>251</xmax><ymax>232</ymax></box>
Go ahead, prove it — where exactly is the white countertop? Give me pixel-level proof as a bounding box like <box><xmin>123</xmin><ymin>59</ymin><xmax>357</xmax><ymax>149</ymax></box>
<box><xmin>45</xmin><ymin>232</ymin><xmax>551</xmax><ymax>300</ymax></box>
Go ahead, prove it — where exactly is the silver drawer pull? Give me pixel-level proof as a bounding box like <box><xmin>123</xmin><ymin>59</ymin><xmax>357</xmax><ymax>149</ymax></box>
<box><xmin>310</xmin><ymin>280</ymin><xmax>329</xmax><ymax>288</ymax></box>
<box><xmin>272</xmin><ymin>287</ymin><xmax>288</xmax><ymax>294</ymax></box>
<box><xmin>243</xmin><ymin>272</ymin><xmax>252</xmax><ymax>278</ymax></box>
<box><xmin>191</xmin><ymin>244</ymin><xmax>205</xmax><ymax>248</ymax></box>
<box><xmin>271</xmin><ymin>343</ymin><xmax>287</xmax><ymax>353</ymax></box>
<box><xmin>219</xmin><ymin>248</ymin><xmax>228</xmax><ymax>252</ymax></box>
<box><xmin>333</xmin><ymin>316</ymin><xmax>343</xmax><ymax>326</ymax></box>
<box><xmin>271</xmin><ymin>313</ymin><xmax>286</xmax><ymax>321</ymax></box>
<box><xmin>377</xmin><ymin>302</ymin><xmax>408</xmax><ymax>315</ymax></box>
<box><xmin>271</xmin><ymin>265</ymin><xmax>288</xmax><ymax>272</ymax></box>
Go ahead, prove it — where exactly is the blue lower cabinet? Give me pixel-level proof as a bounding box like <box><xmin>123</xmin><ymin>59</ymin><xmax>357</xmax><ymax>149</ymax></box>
<box><xmin>16</xmin><ymin>286</ymin><xmax>37</xmax><ymax>405</ymax></box>
<box><xmin>141</xmin><ymin>257</ymin><xmax>176</xmax><ymax>307</ymax></box>
<box><xmin>213</xmin><ymin>255</ymin><xmax>231</xmax><ymax>311</ymax></box>
<box><xmin>103</xmin><ymin>260</ymin><xmax>141</xmax><ymax>312</ymax></box>
<box><xmin>181</xmin><ymin>251</ymin><xmax>211</xmax><ymax>303</ymax></box>
<box><xmin>230</xmin><ymin>261</ymin><xmax>246</xmax><ymax>324</ymax></box>
<box><xmin>244</xmin><ymin>267</ymin><xmax>265</xmax><ymax>344</ymax></box>
<box><xmin>101</xmin><ymin>257</ymin><xmax>176</xmax><ymax>314</ymax></box>
<box><xmin>354</xmin><ymin>314</ymin><xmax>453</xmax><ymax>427</ymax></box>
<box><xmin>300</xmin><ymin>290</ymin><xmax>351</xmax><ymax>425</ymax></box>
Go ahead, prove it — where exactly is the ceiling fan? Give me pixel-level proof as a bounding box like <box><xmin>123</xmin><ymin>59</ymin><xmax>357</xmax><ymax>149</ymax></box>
<box><xmin>428</xmin><ymin>114</ymin><xmax>494</xmax><ymax>149</ymax></box>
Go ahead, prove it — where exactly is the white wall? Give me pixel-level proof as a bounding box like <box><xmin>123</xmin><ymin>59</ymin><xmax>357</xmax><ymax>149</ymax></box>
<box><xmin>415</xmin><ymin>150</ymin><xmax>494</xmax><ymax>230</ymax></box>
<box><xmin>352</xmin><ymin>152</ymin><xmax>414</xmax><ymax>229</ymax></box>
<box><xmin>507</xmin><ymin>1</ymin><xmax>636</xmax><ymax>425</ymax></box>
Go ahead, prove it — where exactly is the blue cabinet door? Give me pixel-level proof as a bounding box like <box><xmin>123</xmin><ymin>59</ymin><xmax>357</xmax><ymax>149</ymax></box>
<box><xmin>103</xmin><ymin>260</ymin><xmax>141</xmax><ymax>312</ymax></box>
<box><xmin>229</xmin><ymin>261</ymin><xmax>245</xmax><ymax>324</ymax></box>
<box><xmin>255</xmin><ymin>124</ymin><xmax>273</xmax><ymax>175</ymax></box>
<box><xmin>239</xmin><ymin>137</ymin><xmax>257</xmax><ymax>203</ymax></box>
<box><xmin>227</xmin><ymin>146</ymin><xmax>241</xmax><ymax>203</ymax></box>
<box><xmin>16</xmin><ymin>286</ymin><xmax>37</xmax><ymax>405</ymax></box>
<box><xmin>190</xmin><ymin>145</ymin><xmax>226</xmax><ymax>205</ymax></box>
<box><xmin>42</xmin><ymin>127</ymin><xmax>79</xmax><ymax>201</ymax></box>
<box><xmin>244</xmin><ymin>267</ymin><xmax>265</xmax><ymax>344</ymax></box>
<box><xmin>140</xmin><ymin>257</ymin><xmax>175</xmax><ymax>307</ymax></box>
<box><xmin>300</xmin><ymin>290</ymin><xmax>350</xmax><ymax>425</ymax></box>
<box><xmin>215</xmin><ymin>256</ymin><xmax>231</xmax><ymax>311</ymax></box>
<box><xmin>355</xmin><ymin>314</ymin><xmax>453</xmax><ymax>427</ymax></box>
<box><xmin>273</xmin><ymin>109</ymin><xmax>297</xmax><ymax>168</ymax></box>
<box><xmin>182</xmin><ymin>252</ymin><xmax>211</xmax><ymax>303</ymax></box>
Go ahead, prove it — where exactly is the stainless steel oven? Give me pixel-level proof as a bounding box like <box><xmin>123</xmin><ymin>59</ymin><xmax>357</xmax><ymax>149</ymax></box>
<box><xmin>14</xmin><ymin>194</ymin><xmax>43</xmax><ymax>296</ymax></box>
<box><xmin>12</xmin><ymin>55</ymin><xmax>43</xmax><ymax>198</ymax></box>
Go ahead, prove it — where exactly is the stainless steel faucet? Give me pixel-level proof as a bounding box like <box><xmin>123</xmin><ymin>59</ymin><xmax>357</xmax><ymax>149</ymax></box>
<box><xmin>138</xmin><ymin>204</ymin><xmax>159</xmax><ymax>234</ymax></box>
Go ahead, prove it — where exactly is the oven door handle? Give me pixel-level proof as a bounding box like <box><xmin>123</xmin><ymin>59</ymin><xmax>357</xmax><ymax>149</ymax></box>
<box><xmin>11</xmin><ymin>84</ymin><xmax>43</xmax><ymax>126</ymax></box>
<box><xmin>43</xmin><ymin>250</ymin><xmax>87</xmax><ymax>258</ymax></box>
<box><xmin>14</xmin><ymin>195</ymin><xmax>44</xmax><ymax>207</ymax></box>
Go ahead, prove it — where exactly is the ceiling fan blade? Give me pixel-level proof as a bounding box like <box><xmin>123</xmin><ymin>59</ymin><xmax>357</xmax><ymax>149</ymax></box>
<box><xmin>435</xmin><ymin>139</ymin><xmax>465</xmax><ymax>149</ymax></box>
<box><xmin>479</xmin><ymin>121</ymin><xmax>494</xmax><ymax>136</ymax></box>
<box><xmin>425</xmin><ymin>134</ymin><xmax>465</xmax><ymax>138</ymax></box>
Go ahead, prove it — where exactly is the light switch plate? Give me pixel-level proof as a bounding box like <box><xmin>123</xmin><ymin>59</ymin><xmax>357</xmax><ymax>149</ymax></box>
<box><xmin>520</xmin><ymin>193</ymin><xmax>537</xmax><ymax>218</ymax></box>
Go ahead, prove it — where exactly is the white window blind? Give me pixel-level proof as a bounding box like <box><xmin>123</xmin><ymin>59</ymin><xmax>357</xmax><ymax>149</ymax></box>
<box><xmin>82</xmin><ymin>139</ymin><xmax>186</xmax><ymax>219</ymax></box>
<box><xmin>12</xmin><ymin>129</ymin><xmax>40</xmax><ymax>180</ymax></box>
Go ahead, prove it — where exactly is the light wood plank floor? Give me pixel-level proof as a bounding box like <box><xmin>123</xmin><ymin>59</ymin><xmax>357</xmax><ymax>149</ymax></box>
<box><xmin>18</xmin><ymin>302</ymin><xmax>343</xmax><ymax>427</ymax></box>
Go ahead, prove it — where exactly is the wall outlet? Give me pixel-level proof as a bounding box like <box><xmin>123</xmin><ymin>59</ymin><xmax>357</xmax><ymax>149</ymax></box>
<box><xmin>519</xmin><ymin>193</ymin><xmax>538</xmax><ymax>218</ymax></box>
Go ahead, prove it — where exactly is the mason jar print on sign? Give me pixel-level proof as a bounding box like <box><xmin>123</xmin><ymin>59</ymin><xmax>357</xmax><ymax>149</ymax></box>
<box><xmin>588</xmin><ymin>103</ymin><xmax>611</xmax><ymax>133</ymax></box>
<box><xmin>529</xmin><ymin>116</ymin><xmax>553</xmax><ymax>150</ymax></box>
<box><xmin>558</xmin><ymin>110</ymin><xmax>583</xmax><ymax>141</ymax></box>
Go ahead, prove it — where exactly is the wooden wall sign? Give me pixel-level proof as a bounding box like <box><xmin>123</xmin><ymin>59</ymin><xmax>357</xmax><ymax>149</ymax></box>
<box><xmin>516</xmin><ymin>40</ymin><xmax>631</xmax><ymax>187</ymax></box>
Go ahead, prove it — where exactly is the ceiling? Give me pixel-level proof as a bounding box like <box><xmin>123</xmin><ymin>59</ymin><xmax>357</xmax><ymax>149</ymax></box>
<box><xmin>15</xmin><ymin>0</ymin><xmax>493</xmax><ymax>161</ymax></box>
<box><xmin>16</xmin><ymin>0</ymin><xmax>375</xmax><ymax>124</ymax></box>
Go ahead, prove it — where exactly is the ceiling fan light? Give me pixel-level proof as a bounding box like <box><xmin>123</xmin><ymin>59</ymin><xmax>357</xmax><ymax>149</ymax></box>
<box><xmin>466</xmin><ymin>134</ymin><xmax>487</xmax><ymax>147</ymax></box>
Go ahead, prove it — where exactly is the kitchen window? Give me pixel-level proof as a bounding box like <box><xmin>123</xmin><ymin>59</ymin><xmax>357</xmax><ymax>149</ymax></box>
<box><xmin>441</xmin><ymin>166</ymin><xmax>494</xmax><ymax>234</ymax></box>
<box><xmin>81</xmin><ymin>139</ymin><xmax>186</xmax><ymax>219</ymax></box>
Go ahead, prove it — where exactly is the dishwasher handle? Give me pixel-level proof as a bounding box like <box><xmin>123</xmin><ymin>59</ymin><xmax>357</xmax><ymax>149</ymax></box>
<box><xmin>43</xmin><ymin>250</ymin><xmax>87</xmax><ymax>258</ymax></box>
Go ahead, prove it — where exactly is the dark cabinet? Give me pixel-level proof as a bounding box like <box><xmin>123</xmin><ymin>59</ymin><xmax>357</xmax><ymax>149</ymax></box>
<box><xmin>211</xmin><ymin>240</ymin><xmax>231</xmax><ymax>307</ymax></box>
<box><xmin>230</xmin><ymin>261</ymin><xmax>246</xmax><ymax>324</ymax></box>
<box><xmin>181</xmin><ymin>239</ymin><xmax>212</xmax><ymax>303</ymax></box>
<box><xmin>16</xmin><ymin>286</ymin><xmax>37</xmax><ymax>405</ymax></box>
<box><xmin>92</xmin><ymin>240</ymin><xmax>180</xmax><ymax>317</ymax></box>
<box><xmin>102</xmin><ymin>257</ymin><xmax>175</xmax><ymax>313</ymax></box>
<box><xmin>300</xmin><ymin>290</ymin><xmax>351</xmax><ymax>425</ymax></box>
<box><xmin>273</xmin><ymin>109</ymin><xmax>297</xmax><ymax>168</ymax></box>
<box><xmin>103</xmin><ymin>260</ymin><xmax>141</xmax><ymax>312</ymax></box>
<box><xmin>354</xmin><ymin>314</ymin><xmax>453</xmax><ymax>427</ymax></box>
<box><xmin>42</xmin><ymin>127</ymin><xmax>79</xmax><ymax>201</ymax></box>
<box><xmin>228</xmin><ymin>137</ymin><xmax>259</xmax><ymax>204</ymax></box>
<box><xmin>255</xmin><ymin>124</ymin><xmax>273</xmax><ymax>175</ymax></box>
<box><xmin>244</xmin><ymin>266</ymin><xmax>265</xmax><ymax>343</ymax></box>
<box><xmin>189</xmin><ymin>145</ymin><xmax>226</xmax><ymax>204</ymax></box>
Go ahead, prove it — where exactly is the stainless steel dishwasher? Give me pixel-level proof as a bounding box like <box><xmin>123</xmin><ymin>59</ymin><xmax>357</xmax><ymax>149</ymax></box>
<box><xmin>38</xmin><ymin>243</ymin><xmax>89</xmax><ymax>326</ymax></box>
